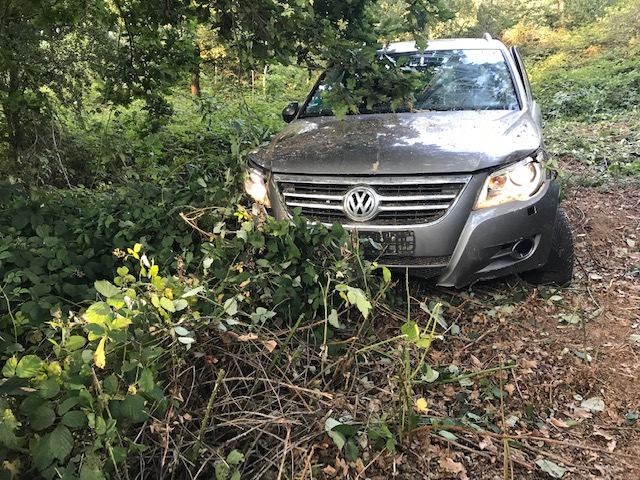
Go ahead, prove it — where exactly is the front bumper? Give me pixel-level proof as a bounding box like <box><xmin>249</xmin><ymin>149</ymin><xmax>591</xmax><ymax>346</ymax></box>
<box><xmin>264</xmin><ymin>171</ymin><xmax>559</xmax><ymax>288</ymax></box>
<box><xmin>436</xmin><ymin>180</ymin><xmax>558</xmax><ymax>287</ymax></box>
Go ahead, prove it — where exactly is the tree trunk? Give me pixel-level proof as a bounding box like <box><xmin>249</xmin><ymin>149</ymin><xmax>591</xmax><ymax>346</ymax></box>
<box><xmin>190</xmin><ymin>45</ymin><xmax>201</xmax><ymax>97</ymax></box>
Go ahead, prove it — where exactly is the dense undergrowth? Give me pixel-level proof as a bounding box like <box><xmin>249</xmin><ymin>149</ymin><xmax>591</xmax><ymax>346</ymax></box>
<box><xmin>1</xmin><ymin>4</ymin><xmax>639</xmax><ymax>477</ymax></box>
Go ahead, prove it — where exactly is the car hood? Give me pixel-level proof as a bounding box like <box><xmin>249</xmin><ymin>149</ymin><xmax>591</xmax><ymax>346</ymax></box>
<box><xmin>248</xmin><ymin>110</ymin><xmax>542</xmax><ymax>175</ymax></box>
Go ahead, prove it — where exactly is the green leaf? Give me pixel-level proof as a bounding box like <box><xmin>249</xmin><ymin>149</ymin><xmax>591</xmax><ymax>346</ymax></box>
<box><xmin>0</xmin><ymin>410</ymin><xmax>20</xmax><ymax>449</ymax></box>
<box><xmin>159</xmin><ymin>297</ymin><xmax>175</xmax><ymax>312</ymax></box>
<box><xmin>32</xmin><ymin>434</ymin><xmax>55</xmax><ymax>471</ymax></box>
<box><xmin>50</xmin><ymin>424</ymin><xmax>74</xmax><ymax>460</ymax></box>
<box><xmin>16</xmin><ymin>355</ymin><xmax>44</xmax><ymax>378</ymax></box>
<box><xmin>85</xmin><ymin>302</ymin><xmax>112</xmax><ymax>324</ymax></box>
<box><xmin>226</xmin><ymin>449</ymin><xmax>244</xmax><ymax>466</ymax></box>
<box><xmin>120</xmin><ymin>395</ymin><xmax>147</xmax><ymax>423</ymax></box>
<box><xmin>324</xmin><ymin>418</ymin><xmax>346</xmax><ymax>450</ymax></box>
<box><xmin>437</xmin><ymin>430</ymin><xmax>458</xmax><ymax>442</ymax></box>
<box><xmin>181</xmin><ymin>286</ymin><xmax>204</xmax><ymax>298</ymax></box>
<box><xmin>138</xmin><ymin>369</ymin><xmax>155</xmax><ymax>393</ymax></box>
<box><xmin>95</xmin><ymin>280</ymin><xmax>119</xmax><ymax>298</ymax></box>
<box><xmin>57</xmin><ymin>397</ymin><xmax>82</xmax><ymax>416</ymax></box>
<box><xmin>2</xmin><ymin>357</ymin><xmax>17</xmax><ymax>377</ymax></box>
<box><xmin>30</xmin><ymin>404</ymin><xmax>56</xmax><ymax>431</ymax></box>
<box><xmin>173</xmin><ymin>326</ymin><xmax>190</xmax><ymax>336</ymax></box>
<box><xmin>223</xmin><ymin>298</ymin><xmax>238</xmax><ymax>316</ymax></box>
<box><xmin>328</xmin><ymin>309</ymin><xmax>340</xmax><ymax>329</ymax></box>
<box><xmin>422</xmin><ymin>365</ymin><xmax>439</xmax><ymax>383</ymax></box>
<box><xmin>111</xmin><ymin>317</ymin><xmax>132</xmax><ymax>329</ymax></box>
<box><xmin>38</xmin><ymin>379</ymin><xmax>60</xmax><ymax>399</ymax></box>
<box><xmin>401</xmin><ymin>321</ymin><xmax>419</xmax><ymax>341</ymax></box>
<box><xmin>382</xmin><ymin>266</ymin><xmax>392</xmax><ymax>283</ymax></box>
<box><xmin>173</xmin><ymin>299</ymin><xmax>188</xmax><ymax>311</ymax></box>
<box><xmin>62</xmin><ymin>410</ymin><xmax>88</xmax><ymax>429</ymax></box>
<box><xmin>65</xmin><ymin>335</ymin><xmax>87</xmax><ymax>352</ymax></box>
<box><xmin>559</xmin><ymin>313</ymin><xmax>581</xmax><ymax>324</ymax></box>
<box><xmin>80</xmin><ymin>463</ymin><xmax>106</xmax><ymax>480</ymax></box>
<box><xmin>536</xmin><ymin>459</ymin><xmax>567</xmax><ymax>478</ymax></box>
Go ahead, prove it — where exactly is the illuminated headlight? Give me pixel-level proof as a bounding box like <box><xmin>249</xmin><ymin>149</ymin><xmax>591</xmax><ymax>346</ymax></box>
<box><xmin>244</xmin><ymin>164</ymin><xmax>271</xmax><ymax>207</ymax></box>
<box><xmin>474</xmin><ymin>156</ymin><xmax>544</xmax><ymax>210</ymax></box>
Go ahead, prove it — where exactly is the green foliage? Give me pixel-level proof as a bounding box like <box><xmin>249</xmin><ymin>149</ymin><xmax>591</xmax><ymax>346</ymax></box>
<box><xmin>532</xmin><ymin>45</ymin><xmax>640</xmax><ymax>120</ymax></box>
<box><xmin>0</xmin><ymin>192</ymin><xmax>392</xmax><ymax>477</ymax></box>
<box><xmin>0</xmin><ymin>162</ymin><xmax>243</xmax><ymax>334</ymax></box>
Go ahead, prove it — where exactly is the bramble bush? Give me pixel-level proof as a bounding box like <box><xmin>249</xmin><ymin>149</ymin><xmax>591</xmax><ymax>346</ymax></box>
<box><xmin>0</xmin><ymin>199</ymin><xmax>392</xmax><ymax>478</ymax></box>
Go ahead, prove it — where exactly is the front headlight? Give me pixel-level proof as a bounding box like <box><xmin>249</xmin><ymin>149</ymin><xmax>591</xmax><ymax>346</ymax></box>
<box><xmin>244</xmin><ymin>163</ymin><xmax>271</xmax><ymax>207</ymax></box>
<box><xmin>474</xmin><ymin>156</ymin><xmax>545</xmax><ymax>210</ymax></box>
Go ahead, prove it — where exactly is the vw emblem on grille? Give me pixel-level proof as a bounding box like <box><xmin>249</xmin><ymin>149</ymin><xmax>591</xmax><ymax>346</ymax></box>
<box><xmin>344</xmin><ymin>186</ymin><xmax>380</xmax><ymax>221</ymax></box>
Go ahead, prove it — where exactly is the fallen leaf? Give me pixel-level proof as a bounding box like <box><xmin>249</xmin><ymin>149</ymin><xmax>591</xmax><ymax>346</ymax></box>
<box><xmin>262</xmin><ymin>340</ymin><xmax>277</xmax><ymax>352</ymax></box>
<box><xmin>237</xmin><ymin>333</ymin><xmax>259</xmax><ymax>342</ymax></box>
<box><xmin>322</xmin><ymin>465</ymin><xmax>337</xmax><ymax>477</ymax></box>
<box><xmin>593</xmin><ymin>430</ymin><xmax>613</xmax><ymax>441</ymax></box>
<box><xmin>549</xmin><ymin>417</ymin><xmax>569</xmax><ymax>428</ymax></box>
<box><xmin>439</xmin><ymin>457</ymin><xmax>466</xmax><ymax>475</ymax></box>
<box><xmin>581</xmin><ymin>397</ymin><xmax>605</xmax><ymax>412</ymax></box>
<box><xmin>520</xmin><ymin>358</ymin><xmax>538</xmax><ymax>369</ymax></box>
<box><xmin>536</xmin><ymin>459</ymin><xmax>566</xmax><ymax>478</ymax></box>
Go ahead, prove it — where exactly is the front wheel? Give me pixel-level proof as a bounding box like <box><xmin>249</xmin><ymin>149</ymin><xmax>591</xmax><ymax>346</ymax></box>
<box><xmin>519</xmin><ymin>209</ymin><xmax>574</xmax><ymax>286</ymax></box>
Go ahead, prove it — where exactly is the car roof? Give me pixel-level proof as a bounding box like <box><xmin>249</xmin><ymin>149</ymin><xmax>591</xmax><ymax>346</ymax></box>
<box><xmin>378</xmin><ymin>37</ymin><xmax>508</xmax><ymax>54</ymax></box>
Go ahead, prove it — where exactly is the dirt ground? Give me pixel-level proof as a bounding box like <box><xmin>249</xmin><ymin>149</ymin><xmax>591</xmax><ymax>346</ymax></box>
<box><xmin>375</xmin><ymin>160</ymin><xmax>640</xmax><ymax>479</ymax></box>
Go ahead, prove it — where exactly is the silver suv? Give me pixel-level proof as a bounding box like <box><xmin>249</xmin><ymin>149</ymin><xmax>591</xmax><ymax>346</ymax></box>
<box><xmin>245</xmin><ymin>36</ymin><xmax>574</xmax><ymax>287</ymax></box>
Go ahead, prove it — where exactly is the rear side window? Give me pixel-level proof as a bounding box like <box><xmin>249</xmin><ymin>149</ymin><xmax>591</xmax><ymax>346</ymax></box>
<box><xmin>303</xmin><ymin>49</ymin><xmax>520</xmax><ymax>116</ymax></box>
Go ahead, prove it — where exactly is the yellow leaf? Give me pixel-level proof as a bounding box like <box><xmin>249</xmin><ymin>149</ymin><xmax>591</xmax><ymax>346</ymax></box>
<box><xmin>149</xmin><ymin>265</ymin><xmax>159</xmax><ymax>278</ymax></box>
<box><xmin>415</xmin><ymin>398</ymin><xmax>428</xmax><ymax>413</ymax></box>
<box><xmin>47</xmin><ymin>361</ymin><xmax>62</xmax><ymax>376</ymax></box>
<box><xmin>94</xmin><ymin>336</ymin><xmax>107</xmax><ymax>369</ymax></box>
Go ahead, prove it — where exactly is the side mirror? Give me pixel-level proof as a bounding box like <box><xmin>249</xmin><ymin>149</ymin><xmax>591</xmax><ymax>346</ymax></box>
<box><xmin>282</xmin><ymin>102</ymin><xmax>299</xmax><ymax>123</ymax></box>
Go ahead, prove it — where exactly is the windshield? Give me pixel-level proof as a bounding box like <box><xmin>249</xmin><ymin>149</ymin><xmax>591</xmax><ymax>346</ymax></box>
<box><xmin>302</xmin><ymin>49</ymin><xmax>520</xmax><ymax>116</ymax></box>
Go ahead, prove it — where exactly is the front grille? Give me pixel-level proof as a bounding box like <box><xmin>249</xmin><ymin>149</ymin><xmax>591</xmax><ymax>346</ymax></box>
<box><xmin>275</xmin><ymin>174</ymin><xmax>470</xmax><ymax>226</ymax></box>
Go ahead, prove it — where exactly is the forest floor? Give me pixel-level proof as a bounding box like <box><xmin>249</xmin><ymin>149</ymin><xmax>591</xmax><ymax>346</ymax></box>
<box><xmin>312</xmin><ymin>159</ymin><xmax>640</xmax><ymax>479</ymax></box>
<box><xmin>161</xmin><ymin>159</ymin><xmax>640</xmax><ymax>480</ymax></box>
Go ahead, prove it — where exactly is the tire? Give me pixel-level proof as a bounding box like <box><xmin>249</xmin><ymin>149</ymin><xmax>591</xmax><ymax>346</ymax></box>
<box><xmin>519</xmin><ymin>208</ymin><xmax>575</xmax><ymax>286</ymax></box>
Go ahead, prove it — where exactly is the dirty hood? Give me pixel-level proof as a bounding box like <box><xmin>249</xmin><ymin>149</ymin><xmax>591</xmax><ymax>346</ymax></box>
<box><xmin>249</xmin><ymin>110</ymin><xmax>542</xmax><ymax>175</ymax></box>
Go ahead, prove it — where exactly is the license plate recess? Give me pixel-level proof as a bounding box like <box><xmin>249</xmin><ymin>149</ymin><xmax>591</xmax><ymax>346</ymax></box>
<box><xmin>359</xmin><ymin>230</ymin><xmax>415</xmax><ymax>256</ymax></box>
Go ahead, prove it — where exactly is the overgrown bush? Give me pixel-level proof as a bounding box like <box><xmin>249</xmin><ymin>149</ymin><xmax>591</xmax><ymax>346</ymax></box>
<box><xmin>0</xmin><ymin>205</ymin><xmax>393</xmax><ymax>479</ymax></box>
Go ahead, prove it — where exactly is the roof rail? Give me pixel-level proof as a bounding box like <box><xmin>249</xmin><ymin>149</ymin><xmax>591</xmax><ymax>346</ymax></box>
<box><xmin>483</xmin><ymin>32</ymin><xmax>493</xmax><ymax>41</ymax></box>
